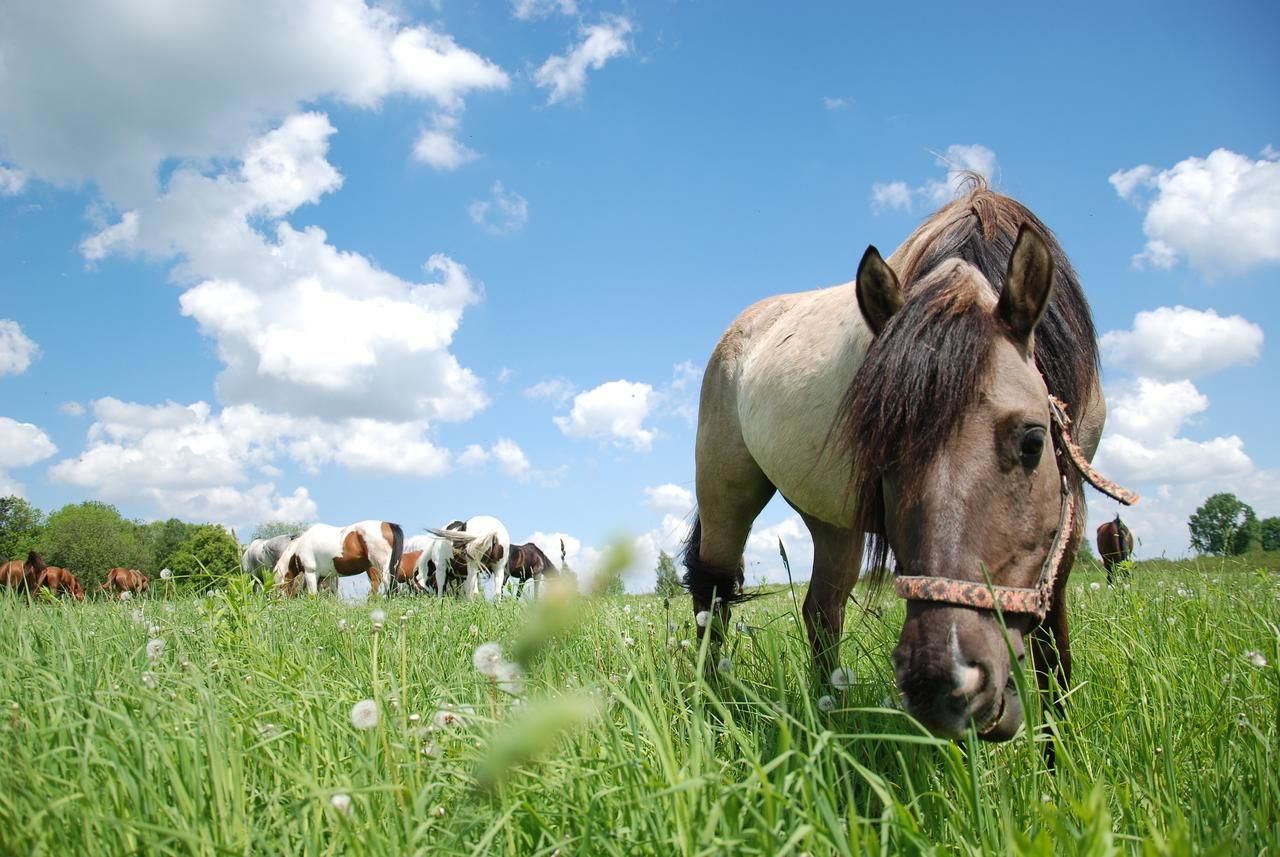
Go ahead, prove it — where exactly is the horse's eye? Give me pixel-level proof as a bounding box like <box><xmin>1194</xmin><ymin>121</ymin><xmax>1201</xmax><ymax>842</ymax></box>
<box><xmin>1019</xmin><ymin>426</ymin><xmax>1046</xmax><ymax>468</ymax></box>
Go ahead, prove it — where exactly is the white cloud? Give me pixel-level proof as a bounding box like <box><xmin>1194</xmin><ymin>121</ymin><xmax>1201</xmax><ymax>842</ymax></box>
<box><xmin>0</xmin><ymin>416</ymin><xmax>58</xmax><ymax>497</ymax></box>
<box><xmin>469</xmin><ymin>181</ymin><xmax>529</xmax><ymax>234</ymax></box>
<box><xmin>823</xmin><ymin>96</ymin><xmax>848</xmax><ymax>110</ymax></box>
<box><xmin>870</xmin><ymin>145</ymin><xmax>998</xmax><ymax>214</ymax></box>
<box><xmin>0</xmin><ymin>165</ymin><xmax>27</xmax><ymax>196</ymax></box>
<box><xmin>533</xmin><ymin>17</ymin><xmax>632</xmax><ymax>105</ymax></box>
<box><xmin>492</xmin><ymin>437</ymin><xmax>532</xmax><ymax>482</ymax></box>
<box><xmin>0</xmin><ymin>1</ymin><xmax>508</xmax><ymax>202</ymax></box>
<box><xmin>1100</xmin><ymin>306</ymin><xmax>1264</xmax><ymax>380</ymax></box>
<box><xmin>412</xmin><ymin>113</ymin><xmax>479</xmax><ymax>171</ymax></box>
<box><xmin>524</xmin><ymin>378</ymin><xmax>577</xmax><ymax>404</ymax></box>
<box><xmin>1094</xmin><ymin>378</ymin><xmax>1252</xmax><ymax>484</ymax></box>
<box><xmin>81</xmin><ymin>114</ymin><xmax>486</xmax><ymax>424</ymax></box>
<box><xmin>458</xmin><ymin>443</ymin><xmax>490</xmax><ymax>467</ymax></box>
<box><xmin>745</xmin><ymin>514</ymin><xmax>814</xmax><ymax>585</ymax></box>
<box><xmin>554</xmin><ymin>379</ymin><xmax>656</xmax><ymax>450</ymax></box>
<box><xmin>1109</xmin><ymin>148</ymin><xmax>1280</xmax><ymax>275</ymax></box>
<box><xmin>512</xmin><ymin>0</ymin><xmax>577</xmax><ymax>20</ymax></box>
<box><xmin>644</xmin><ymin>483</ymin><xmax>693</xmax><ymax>514</ymax></box>
<box><xmin>59</xmin><ymin>401</ymin><xmax>86</xmax><ymax>417</ymax></box>
<box><xmin>0</xmin><ymin>320</ymin><xmax>39</xmax><ymax>375</ymax></box>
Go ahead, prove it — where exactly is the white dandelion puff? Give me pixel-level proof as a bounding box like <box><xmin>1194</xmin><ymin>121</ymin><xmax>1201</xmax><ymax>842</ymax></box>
<box><xmin>830</xmin><ymin>667</ymin><xmax>856</xmax><ymax>691</ymax></box>
<box><xmin>473</xmin><ymin>642</ymin><xmax>505</xmax><ymax>677</ymax></box>
<box><xmin>1167</xmin><ymin>616</ymin><xmax>1177</xmax><ymax>626</ymax></box>
<box><xmin>349</xmin><ymin>699</ymin><xmax>379</xmax><ymax>730</ymax></box>
<box><xmin>1244</xmin><ymin>650</ymin><xmax>1268</xmax><ymax>668</ymax></box>
<box><xmin>146</xmin><ymin>638</ymin><xmax>165</xmax><ymax>661</ymax></box>
<box><xmin>623</xmin><ymin>604</ymin><xmax>632</xmax><ymax>614</ymax></box>
<box><xmin>330</xmin><ymin>793</ymin><xmax>353</xmax><ymax>817</ymax></box>
<box><xmin>370</xmin><ymin>609</ymin><xmax>386</xmax><ymax>625</ymax></box>
<box><xmin>469</xmin><ymin>624</ymin><xmax>479</xmax><ymax>636</ymax></box>
<box><xmin>494</xmin><ymin>660</ymin><xmax>525</xmax><ymax>696</ymax></box>
<box><xmin>337</xmin><ymin>619</ymin><xmax>349</xmax><ymax>633</ymax></box>
<box><xmin>680</xmin><ymin>639</ymin><xmax>691</xmax><ymax>651</ymax></box>
<box><xmin>695</xmin><ymin>611</ymin><xmax>710</xmax><ymax>628</ymax></box>
<box><xmin>622</xmin><ymin>635</ymin><xmax>635</xmax><ymax>648</ymax></box>
<box><xmin>422</xmin><ymin>741</ymin><xmax>442</xmax><ymax>759</ymax></box>
<box><xmin>1089</xmin><ymin>581</ymin><xmax>1101</xmax><ymax>592</ymax></box>
<box><xmin>148</xmin><ymin>624</ymin><xmax>160</xmax><ymax>636</ymax></box>
<box><xmin>141</xmin><ymin>670</ymin><xmax>156</xmax><ymax>689</ymax></box>
<box><xmin>717</xmin><ymin>657</ymin><xmax>734</xmax><ymax>674</ymax></box>
<box><xmin>817</xmin><ymin>695</ymin><xmax>835</xmax><ymax>712</ymax></box>
<box><xmin>432</xmin><ymin>806</ymin><xmax>446</xmax><ymax>818</ymax></box>
<box><xmin>120</xmin><ymin>591</ymin><xmax>133</xmax><ymax>601</ymax></box>
<box><xmin>130</xmin><ymin>608</ymin><xmax>145</xmax><ymax>625</ymax></box>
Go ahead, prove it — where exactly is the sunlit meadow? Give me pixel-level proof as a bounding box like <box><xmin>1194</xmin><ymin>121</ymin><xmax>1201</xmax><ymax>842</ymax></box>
<box><xmin>2</xmin><ymin>553</ymin><xmax>1277</xmax><ymax>855</ymax></box>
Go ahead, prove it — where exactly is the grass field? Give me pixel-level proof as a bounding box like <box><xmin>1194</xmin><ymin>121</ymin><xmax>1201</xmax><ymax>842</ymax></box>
<box><xmin>2</xmin><ymin>554</ymin><xmax>1277</xmax><ymax>856</ymax></box>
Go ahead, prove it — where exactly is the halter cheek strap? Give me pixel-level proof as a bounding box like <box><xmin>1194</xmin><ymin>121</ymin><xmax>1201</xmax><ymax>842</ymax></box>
<box><xmin>893</xmin><ymin>395</ymin><xmax>1138</xmax><ymax>621</ymax></box>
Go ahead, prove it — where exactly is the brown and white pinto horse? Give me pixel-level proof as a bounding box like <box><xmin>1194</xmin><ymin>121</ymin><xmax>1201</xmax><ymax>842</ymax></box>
<box><xmin>102</xmin><ymin>567</ymin><xmax>151</xmax><ymax>597</ymax></box>
<box><xmin>1096</xmin><ymin>515</ymin><xmax>1135</xmax><ymax>584</ymax></box>
<box><xmin>428</xmin><ymin>516</ymin><xmax>510</xmax><ymax>600</ymax></box>
<box><xmin>1</xmin><ymin>550</ymin><xmax>45</xmax><ymax>597</ymax></box>
<box><xmin>685</xmin><ymin>179</ymin><xmax>1136</xmax><ymax>745</ymax></box>
<box><xmin>273</xmin><ymin>520</ymin><xmax>405</xmax><ymax>596</ymax></box>
<box><xmin>505</xmin><ymin>542</ymin><xmax>558</xmax><ymax>597</ymax></box>
<box><xmin>35</xmin><ymin>565</ymin><xmax>85</xmax><ymax>601</ymax></box>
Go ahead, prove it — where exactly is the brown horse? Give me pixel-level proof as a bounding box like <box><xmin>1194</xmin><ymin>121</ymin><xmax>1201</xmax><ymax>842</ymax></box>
<box><xmin>35</xmin><ymin>566</ymin><xmax>85</xmax><ymax>601</ymax></box>
<box><xmin>102</xmin><ymin>567</ymin><xmax>151</xmax><ymax>597</ymax></box>
<box><xmin>1096</xmin><ymin>516</ymin><xmax>1135</xmax><ymax>583</ymax></box>
<box><xmin>505</xmin><ymin>542</ymin><xmax>558</xmax><ymax>597</ymax></box>
<box><xmin>685</xmin><ymin>179</ymin><xmax>1135</xmax><ymax>744</ymax></box>
<box><xmin>1</xmin><ymin>550</ymin><xmax>45</xmax><ymax>598</ymax></box>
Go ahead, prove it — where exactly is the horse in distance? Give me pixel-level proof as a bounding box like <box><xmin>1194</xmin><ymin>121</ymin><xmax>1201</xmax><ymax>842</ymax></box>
<box><xmin>36</xmin><ymin>565</ymin><xmax>85</xmax><ymax>601</ymax></box>
<box><xmin>1096</xmin><ymin>515</ymin><xmax>1135</xmax><ymax>583</ymax></box>
<box><xmin>1</xmin><ymin>550</ymin><xmax>45</xmax><ymax>599</ymax></box>
<box><xmin>102</xmin><ymin>568</ymin><xmax>151</xmax><ymax>597</ymax></box>
<box><xmin>273</xmin><ymin>520</ymin><xmax>405</xmax><ymax>597</ymax></box>
<box><xmin>506</xmin><ymin>541</ymin><xmax>559</xmax><ymax>597</ymax></box>
<box><xmin>428</xmin><ymin>516</ymin><xmax>510</xmax><ymax>600</ymax></box>
<box><xmin>241</xmin><ymin>534</ymin><xmax>299</xmax><ymax>588</ymax></box>
<box><xmin>684</xmin><ymin>179</ymin><xmax>1136</xmax><ymax>744</ymax></box>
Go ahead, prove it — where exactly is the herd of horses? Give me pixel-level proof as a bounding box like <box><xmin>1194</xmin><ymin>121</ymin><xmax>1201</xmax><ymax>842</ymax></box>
<box><xmin>1</xmin><ymin>552</ymin><xmax>152</xmax><ymax>601</ymax></box>
<box><xmin>5</xmin><ymin>180</ymin><xmax>1147</xmax><ymax>753</ymax></box>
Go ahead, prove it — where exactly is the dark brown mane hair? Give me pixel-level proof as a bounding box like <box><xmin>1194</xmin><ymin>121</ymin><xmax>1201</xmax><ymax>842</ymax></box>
<box><xmin>842</xmin><ymin>177</ymin><xmax>1099</xmax><ymax>578</ymax></box>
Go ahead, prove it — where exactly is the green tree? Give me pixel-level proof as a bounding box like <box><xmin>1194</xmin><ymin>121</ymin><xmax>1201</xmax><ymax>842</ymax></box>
<box><xmin>41</xmin><ymin>501</ymin><xmax>153</xmax><ymax>590</ymax></box>
<box><xmin>146</xmin><ymin>518</ymin><xmax>201</xmax><ymax>574</ymax></box>
<box><xmin>0</xmin><ymin>495</ymin><xmax>45</xmax><ymax>560</ymax></box>
<box><xmin>166</xmin><ymin>525</ymin><xmax>242</xmax><ymax>592</ymax></box>
<box><xmin>1188</xmin><ymin>493</ymin><xmax>1257</xmax><ymax>556</ymax></box>
<box><xmin>655</xmin><ymin>550</ymin><xmax>682</xmax><ymax>597</ymax></box>
<box><xmin>1259</xmin><ymin>517</ymin><xmax>1280</xmax><ymax>552</ymax></box>
<box><xmin>252</xmin><ymin>520</ymin><xmax>310</xmax><ymax>541</ymax></box>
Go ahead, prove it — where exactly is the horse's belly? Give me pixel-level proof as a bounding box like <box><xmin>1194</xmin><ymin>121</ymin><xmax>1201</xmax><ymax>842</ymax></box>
<box><xmin>736</xmin><ymin>286</ymin><xmax>872</xmax><ymax>528</ymax></box>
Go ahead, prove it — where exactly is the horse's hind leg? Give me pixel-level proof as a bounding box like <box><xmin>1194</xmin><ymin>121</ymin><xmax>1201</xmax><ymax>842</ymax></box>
<box><xmin>799</xmin><ymin>512</ymin><xmax>863</xmax><ymax>682</ymax></box>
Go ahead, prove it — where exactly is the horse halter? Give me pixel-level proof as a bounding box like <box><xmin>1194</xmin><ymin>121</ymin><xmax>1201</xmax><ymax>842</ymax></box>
<box><xmin>893</xmin><ymin>395</ymin><xmax>1140</xmax><ymax>621</ymax></box>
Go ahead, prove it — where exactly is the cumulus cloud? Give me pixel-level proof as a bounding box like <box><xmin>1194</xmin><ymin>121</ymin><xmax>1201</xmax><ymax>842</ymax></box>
<box><xmin>0</xmin><ymin>416</ymin><xmax>58</xmax><ymax>497</ymax></box>
<box><xmin>554</xmin><ymin>379</ymin><xmax>656</xmax><ymax>450</ymax></box>
<box><xmin>469</xmin><ymin>181</ymin><xmax>529</xmax><ymax>234</ymax></box>
<box><xmin>0</xmin><ymin>165</ymin><xmax>27</xmax><ymax>196</ymax></box>
<box><xmin>1109</xmin><ymin>147</ymin><xmax>1280</xmax><ymax>276</ymax></box>
<box><xmin>81</xmin><ymin>114</ymin><xmax>487</xmax><ymax>424</ymax></box>
<box><xmin>0</xmin><ymin>0</ymin><xmax>508</xmax><ymax>201</ymax></box>
<box><xmin>823</xmin><ymin>96</ymin><xmax>848</xmax><ymax>110</ymax></box>
<box><xmin>455</xmin><ymin>437</ymin><xmax>536</xmax><ymax>482</ymax></box>
<box><xmin>524</xmin><ymin>378</ymin><xmax>577</xmax><ymax>404</ymax></box>
<box><xmin>644</xmin><ymin>483</ymin><xmax>693</xmax><ymax>513</ymax></box>
<box><xmin>59</xmin><ymin>401</ymin><xmax>86</xmax><ymax>417</ymax></box>
<box><xmin>1100</xmin><ymin>305</ymin><xmax>1264</xmax><ymax>380</ymax></box>
<box><xmin>745</xmin><ymin>514</ymin><xmax>815</xmax><ymax>585</ymax></box>
<box><xmin>412</xmin><ymin>112</ymin><xmax>479</xmax><ymax>171</ymax></box>
<box><xmin>870</xmin><ymin>145</ymin><xmax>998</xmax><ymax>214</ymax></box>
<box><xmin>533</xmin><ymin>17</ymin><xmax>632</xmax><ymax>105</ymax></box>
<box><xmin>1094</xmin><ymin>378</ymin><xmax>1252</xmax><ymax>484</ymax></box>
<box><xmin>0</xmin><ymin>320</ymin><xmax>39</xmax><ymax>375</ymax></box>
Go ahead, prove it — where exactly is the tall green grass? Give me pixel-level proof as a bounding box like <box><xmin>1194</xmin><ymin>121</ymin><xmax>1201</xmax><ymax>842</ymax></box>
<box><xmin>2</xmin><ymin>558</ymin><xmax>1276</xmax><ymax>855</ymax></box>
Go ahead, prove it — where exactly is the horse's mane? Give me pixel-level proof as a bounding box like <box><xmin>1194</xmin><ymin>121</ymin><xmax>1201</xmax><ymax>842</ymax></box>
<box><xmin>842</xmin><ymin>177</ymin><xmax>1099</xmax><ymax>578</ymax></box>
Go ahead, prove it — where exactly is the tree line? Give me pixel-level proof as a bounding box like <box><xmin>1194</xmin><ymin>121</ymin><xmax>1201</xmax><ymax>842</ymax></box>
<box><xmin>0</xmin><ymin>495</ymin><xmax>305</xmax><ymax>593</ymax></box>
<box><xmin>1188</xmin><ymin>492</ymin><xmax>1279</xmax><ymax>556</ymax></box>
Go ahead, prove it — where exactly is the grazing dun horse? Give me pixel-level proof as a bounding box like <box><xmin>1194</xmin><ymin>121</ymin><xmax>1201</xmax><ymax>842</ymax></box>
<box><xmin>241</xmin><ymin>534</ymin><xmax>299</xmax><ymax>587</ymax></box>
<box><xmin>429</xmin><ymin>516</ymin><xmax>510</xmax><ymax>600</ymax></box>
<box><xmin>102</xmin><ymin>567</ymin><xmax>150</xmax><ymax>597</ymax></box>
<box><xmin>273</xmin><ymin>520</ymin><xmax>405</xmax><ymax>597</ymax></box>
<box><xmin>684</xmin><ymin>181</ymin><xmax>1136</xmax><ymax>743</ymax></box>
<box><xmin>1096</xmin><ymin>515</ymin><xmax>1135</xmax><ymax>584</ymax></box>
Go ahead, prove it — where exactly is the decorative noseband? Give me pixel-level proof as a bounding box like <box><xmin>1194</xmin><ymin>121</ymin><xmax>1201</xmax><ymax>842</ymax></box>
<box><xmin>893</xmin><ymin>395</ymin><xmax>1139</xmax><ymax>620</ymax></box>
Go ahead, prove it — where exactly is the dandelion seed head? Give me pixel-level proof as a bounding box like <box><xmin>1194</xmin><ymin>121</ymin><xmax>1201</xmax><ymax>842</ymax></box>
<box><xmin>141</xmin><ymin>670</ymin><xmax>156</xmax><ymax>689</ymax></box>
<box><xmin>1244</xmin><ymin>650</ymin><xmax>1268</xmax><ymax>668</ymax></box>
<box><xmin>680</xmin><ymin>639</ymin><xmax>691</xmax><ymax>651</ymax></box>
<box><xmin>695</xmin><ymin>611</ymin><xmax>710</xmax><ymax>628</ymax></box>
<box><xmin>330</xmin><ymin>793</ymin><xmax>353</xmax><ymax>817</ymax></box>
<box><xmin>1089</xmin><ymin>581</ymin><xmax>1101</xmax><ymax>592</ymax></box>
<box><xmin>130</xmin><ymin>608</ymin><xmax>145</xmax><ymax>624</ymax></box>
<box><xmin>370</xmin><ymin>609</ymin><xmax>386</xmax><ymax>624</ymax></box>
<box><xmin>1167</xmin><ymin>616</ymin><xmax>1177</xmax><ymax>626</ymax></box>
<box><xmin>146</xmin><ymin>638</ymin><xmax>165</xmax><ymax>661</ymax></box>
<box><xmin>817</xmin><ymin>695</ymin><xmax>835</xmax><ymax>713</ymax></box>
<box><xmin>495</xmin><ymin>660</ymin><xmax>525</xmax><ymax>696</ymax></box>
<box><xmin>337</xmin><ymin>619</ymin><xmax>349</xmax><ymax>633</ymax></box>
<box><xmin>623</xmin><ymin>604</ymin><xmax>632</xmax><ymax>614</ymax></box>
<box><xmin>422</xmin><ymin>741</ymin><xmax>441</xmax><ymax>758</ymax></box>
<box><xmin>830</xmin><ymin>667</ymin><xmax>856</xmax><ymax>691</ymax></box>
<box><xmin>160</xmin><ymin>568</ymin><xmax>172</xmax><ymax>580</ymax></box>
<box><xmin>350</xmin><ymin>699</ymin><xmax>379</xmax><ymax>730</ymax></box>
<box><xmin>469</xmin><ymin>623</ymin><xmax>479</xmax><ymax>636</ymax></box>
<box><xmin>120</xmin><ymin>591</ymin><xmax>133</xmax><ymax>601</ymax></box>
<box><xmin>622</xmin><ymin>635</ymin><xmax>635</xmax><ymax>648</ymax></box>
<box><xmin>472</xmin><ymin>642</ymin><xmax>505</xmax><ymax>677</ymax></box>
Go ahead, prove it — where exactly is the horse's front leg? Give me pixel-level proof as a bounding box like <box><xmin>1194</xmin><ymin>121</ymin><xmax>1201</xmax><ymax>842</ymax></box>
<box><xmin>799</xmin><ymin>513</ymin><xmax>863</xmax><ymax>682</ymax></box>
<box><xmin>492</xmin><ymin>563</ymin><xmax>506</xmax><ymax>602</ymax></box>
<box><xmin>465</xmin><ymin>564</ymin><xmax>480</xmax><ymax>601</ymax></box>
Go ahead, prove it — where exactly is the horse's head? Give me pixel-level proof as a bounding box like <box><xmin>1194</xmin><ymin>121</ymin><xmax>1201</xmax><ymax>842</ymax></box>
<box><xmin>848</xmin><ymin>225</ymin><xmax>1070</xmax><ymax>741</ymax></box>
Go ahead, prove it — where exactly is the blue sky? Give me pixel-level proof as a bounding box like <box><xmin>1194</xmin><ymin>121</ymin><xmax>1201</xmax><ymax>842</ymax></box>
<box><xmin>1</xmin><ymin>0</ymin><xmax>1277</xmax><ymax>591</ymax></box>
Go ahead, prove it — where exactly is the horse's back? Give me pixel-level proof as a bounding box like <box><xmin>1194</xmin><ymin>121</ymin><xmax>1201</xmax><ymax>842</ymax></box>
<box><xmin>703</xmin><ymin>281</ymin><xmax>873</xmax><ymax>526</ymax></box>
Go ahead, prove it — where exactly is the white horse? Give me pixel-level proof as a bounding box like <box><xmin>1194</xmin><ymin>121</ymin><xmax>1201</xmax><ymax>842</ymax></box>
<box><xmin>273</xmin><ymin>520</ymin><xmax>404</xmax><ymax>597</ymax></box>
<box><xmin>404</xmin><ymin>533</ymin><xmax>456</xmax><ymax>596</ymax></box>
<box><xmin>241</xmin><ymin>533</ymin><xmax>298</xmax><ymax>587</ymax></box>
<box><xmin>429</xmin><ymin>515</ymin><xmax>510</xmax><ymax>601</ymax></box>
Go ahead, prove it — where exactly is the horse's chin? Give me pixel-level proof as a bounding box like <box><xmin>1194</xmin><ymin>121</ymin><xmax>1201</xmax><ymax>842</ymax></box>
<box><xmin>976</xmin><ymin>681</ymin><xmax>1023</xmax><ymax>742</ymax></box>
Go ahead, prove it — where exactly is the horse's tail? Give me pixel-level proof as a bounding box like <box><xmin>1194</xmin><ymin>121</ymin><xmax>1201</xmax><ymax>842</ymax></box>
<box><xmin>273</xmin><ymin>540</ymin><xmax>300</xmax><ymax>591</ymax></box>
<box><xmin>241</xmin><ymin>541</ymin><xmax>256</xmax><ymax>576</ymax></box>
<box><xmin>681</xmin><ymin>512</ymin><xmax>750</xmax><ymax>606</ymax></box>
<box><xmin>387</xmin><ymin>522</ymin><xmax>405</xmax><ymax>589</ymax></box>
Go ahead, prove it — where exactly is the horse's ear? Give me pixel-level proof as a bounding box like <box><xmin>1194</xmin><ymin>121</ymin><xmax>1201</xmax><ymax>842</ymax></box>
<box><xmin>997</xmin><ymin>224</ymin><xmax>1054</xmax><ymax>348</ymax></box>
<box><xmin>855</xmin><ymin>245</ymin><xmax>903</xmax><ymax>336</ymax></box>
